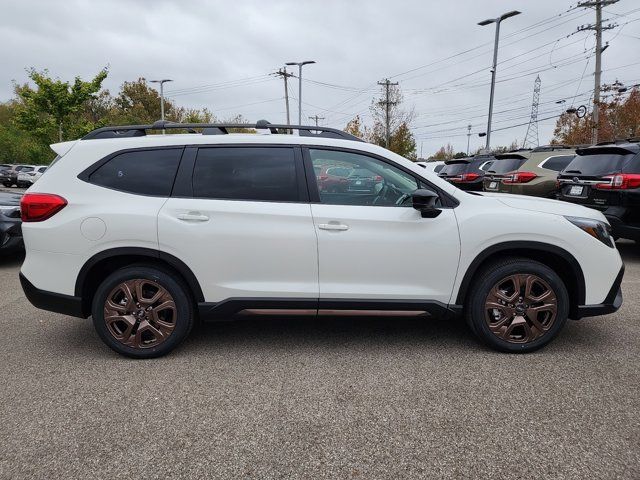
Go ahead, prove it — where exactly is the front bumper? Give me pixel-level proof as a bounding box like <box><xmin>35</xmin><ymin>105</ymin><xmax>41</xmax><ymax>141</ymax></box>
<box><xmin>20</xmin><ymin>273</ymin><xmax>86</xmax><ymax>318</ymax></box>
<box><xmin>573</xmin><ymin>264</ymin><xmax>624</xmax><ymax>319</ymax></box>
<box><xmin>0</xmin><ymin>219</ymin><xmax>23</xmax><ymax>252</ymax></box>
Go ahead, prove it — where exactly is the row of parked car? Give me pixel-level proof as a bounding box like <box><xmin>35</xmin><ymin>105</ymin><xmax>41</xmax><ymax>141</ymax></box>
<box><xmin>0</xmin><ymin>164</ymin><xmax>48</xmax><ymax>188</ymax></box>
<box><xmin>420</xmin><ymin>140</ymin><xmax>640</xmax><ymax>242</ymax></box>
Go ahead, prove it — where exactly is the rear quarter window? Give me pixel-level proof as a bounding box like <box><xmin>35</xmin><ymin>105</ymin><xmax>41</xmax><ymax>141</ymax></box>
<box><xmin>539</xmin><ymin>155</ymin><xmax>575</xmax><ymax>172</ymax></box>
<box><xmin>87</xmin><ymin>148</ymin><xmax>183</xmax><ymax>196</ymax></box>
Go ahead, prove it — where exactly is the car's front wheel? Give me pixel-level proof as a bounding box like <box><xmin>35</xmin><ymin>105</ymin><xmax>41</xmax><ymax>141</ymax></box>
<box><xmin>91</xmin><ymin>266</ymin><xmax>194</xmax><ymax>358</ymax></box>
<box><xmin>466</xmin><ymin>258</ymin><xmax>569</xmax><ymax>353</ymax></box>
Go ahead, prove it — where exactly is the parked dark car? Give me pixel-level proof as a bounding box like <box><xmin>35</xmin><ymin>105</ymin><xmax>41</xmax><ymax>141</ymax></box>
<box><xmin>0</xmin><ymin>191</ymin><xmax>23</xmax><ymax>253</ymax></box>
<box><xmin>346</xmin><ymin>167</ymin><xmax>382</xmax><ymax>193</ymax></box>
<box><xmin>438</xmin><ymin>155</ymin><xmax>495</xmax><ymax>191</ymax></box>
<box><xmin>0</xmin><ymin>165</ymin><xmax>35</xmax><ymax>187</ymax></box>
<box><xmin>557</xmin><ymin>141</ymin><xmax>640</xmax><ymax>241</ymax></box>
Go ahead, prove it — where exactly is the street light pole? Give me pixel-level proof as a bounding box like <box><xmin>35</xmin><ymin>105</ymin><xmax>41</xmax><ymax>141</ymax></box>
<box><xmin>150</xmin><ymin>79</ymin><xmax>173</xmax><ymax>127</ymax></box>
<box><xmin>286</xmin><ymin>61</ymin><xmax>316</xmax><ymax>125</ymax></box>
<box><xmin>478</xmin><ymin>10</ymin><xmax>520</xmax><ymax>150</ymax></box>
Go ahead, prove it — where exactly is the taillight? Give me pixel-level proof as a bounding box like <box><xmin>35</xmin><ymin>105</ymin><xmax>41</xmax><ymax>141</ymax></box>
<box><xmin>373</xmin><ymin>175</ymin><xmax>383</xmax><ymax>182</ymax></box>
<box><xmin>503</xmin><ymin>171</ymin><xmax>537</xmax><ymax>184</ymax></box>
<box><xmin>20</xmin><ymin>193</ymin><xmax>67</xmax><ymax>222</ymax></box>
<box><xmin>451</xmin><ymin>173</ymin><xmax>480</xmax><ymax>183</ymax></box>
<box><xmin>595</xmin><ymin>174</ymin><xmax>640</xmax><ymax>190</ymax></box>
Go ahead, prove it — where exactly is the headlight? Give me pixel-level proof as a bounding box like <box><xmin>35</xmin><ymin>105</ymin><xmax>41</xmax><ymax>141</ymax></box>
<box><xmin>0</xmin><ymin>206</ymin><xmax>20</xmax><ymax>218</ymax></box>
<box><xmin>564</xmin><ymin>216</ymin><xmax>614</xmax><ymax>248</ymax></box>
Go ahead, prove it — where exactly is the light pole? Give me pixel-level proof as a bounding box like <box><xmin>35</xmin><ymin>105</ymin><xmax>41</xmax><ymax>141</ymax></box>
<box><xmin>478</xmin><ymin>10</ymin><xmax>520</xmax><ymax>150</ymax></box>
<box><xmin>286</xmin><ymin>61</ymin><xmax>315</xmax><ymax>125</ymax></box>
<box><xmin>150</xmin><ymin>79</ymin><xmax>173</xmax><ymax>123</ymax></box>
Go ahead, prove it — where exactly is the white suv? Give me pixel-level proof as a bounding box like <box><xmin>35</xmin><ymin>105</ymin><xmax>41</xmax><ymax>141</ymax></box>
<box><xmin>19</xmin><ymin>121</ymin><xmax>624</xmax><ymax>358</ymax></box>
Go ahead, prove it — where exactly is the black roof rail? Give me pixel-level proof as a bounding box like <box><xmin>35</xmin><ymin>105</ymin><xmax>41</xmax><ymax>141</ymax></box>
<box><xmin>82</xmin><ymin>120</ymin><xmax>364</xmax><ymax>142</ymax></box>
<box><xmin>530</xmin><ymin>144</ymin><xmax>573</xmax><ymax>152</ymax></box>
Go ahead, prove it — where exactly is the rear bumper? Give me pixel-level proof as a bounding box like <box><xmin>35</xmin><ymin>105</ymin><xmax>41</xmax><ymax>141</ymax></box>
<box><xmin>573</xmin><ymin>264</ymin><xmax>624</xmax><ymax>319</ymax></box>
<box><xmin>20</xmin><ymin>273</ymin><xmax>86</xmax><ymax>318</ymax></box>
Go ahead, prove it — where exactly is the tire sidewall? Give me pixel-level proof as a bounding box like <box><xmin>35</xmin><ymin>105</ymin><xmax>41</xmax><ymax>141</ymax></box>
<box><xmin>469</xmin><ymin>261</ymin><xmax>569</xmax><ymax>353</ymax></box>
<box><xmin>92</xmin><ymin>266</ymin><xmax>193</xmax><ymax>358</ymax></box>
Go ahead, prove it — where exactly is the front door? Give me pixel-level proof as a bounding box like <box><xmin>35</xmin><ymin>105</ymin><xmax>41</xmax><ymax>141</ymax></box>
<box><xmin>307</xmin><ymin>147</ymin><xmax>460</xmax><ymax>305</ymax></box>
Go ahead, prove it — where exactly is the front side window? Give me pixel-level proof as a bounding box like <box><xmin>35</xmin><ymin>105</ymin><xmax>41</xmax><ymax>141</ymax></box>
<box><xmin>88</xmin><ymin>148</ymin><xmax>182</xmax><ymax>196</ymax></box>
<box><xmin>193</xmin><ymin>147</ymin><xmax>298</xmax><ymax>202</ymax></box>
<box><xmin>310</xmin><ymin>149</ymin><xmax>419</xmax><ymax>206</ymax></box>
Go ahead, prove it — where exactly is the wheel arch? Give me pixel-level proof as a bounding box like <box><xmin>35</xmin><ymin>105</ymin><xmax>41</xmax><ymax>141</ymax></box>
<box><xmin>75</xmin><ymin>247</ymin><xmax>204</xmax><ymax>317</ymax></box>
<box><xmin>455</xmin><ymin>241</ymin><xmax>585</xmax><ymax>318</ymax></box>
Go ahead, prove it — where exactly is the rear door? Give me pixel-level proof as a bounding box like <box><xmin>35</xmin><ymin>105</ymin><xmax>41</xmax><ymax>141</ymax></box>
<box><xmin>158</xmin><ymin>145</ymin><xmax>318</xmax><ymax>303</ymax></box>
<box><xmin>306</xmin><ymin>147</ymin><xmax>460</xmax><ymax>305</ymax></box>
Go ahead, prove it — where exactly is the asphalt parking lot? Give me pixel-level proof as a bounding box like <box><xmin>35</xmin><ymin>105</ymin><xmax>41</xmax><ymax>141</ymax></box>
<box><xmin>0</xmin><ymin>244</ymin><xmax>638</xmax><ymax>479</ymax></box>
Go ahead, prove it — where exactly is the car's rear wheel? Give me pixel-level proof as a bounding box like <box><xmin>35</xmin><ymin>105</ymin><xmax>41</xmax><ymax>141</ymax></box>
<box><xmin>91</xmin><ymin>266</ymin><xmax>194</xmax><ymax>358</ymax></box>
<box><xmin>466</xmin><ymin>258</ymin><xmax>569</xmax><ymax>353</ymax></box>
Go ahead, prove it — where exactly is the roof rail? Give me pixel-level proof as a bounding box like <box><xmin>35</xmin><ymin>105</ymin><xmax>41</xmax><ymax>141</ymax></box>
<box><xmin>82</xmin><ymin>119</ymin><xmax>364</xmax><ymax>142</ymax></box>
<box><xmin>530</xmin><ymin>144</ymin><xmax>573</xmax><ymax>152</ymax></box>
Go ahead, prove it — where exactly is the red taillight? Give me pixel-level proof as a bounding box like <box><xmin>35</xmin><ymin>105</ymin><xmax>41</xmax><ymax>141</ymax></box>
<box><xmin>373</xmin><ymin>175</ymin><xmax>383</xmax><ymax>182</ymax></box>
<box><xmin>20</xmin><ymin>193</ymin><xmax>67</xmax><ymax>222</ymax></box>
<box><xmin>595</xmin><ymin>174</ymin><xmax>640</xmax><ymax>190</ymax></box>
<box><xmin>451</xmin><ymin>173</ymin><xmax>480</xmax><ymax>183</ymax></box>
<box><xmin>503</xmin><ymin>171</ymin><xmax>537</xmax><ymax>184</ymax></box>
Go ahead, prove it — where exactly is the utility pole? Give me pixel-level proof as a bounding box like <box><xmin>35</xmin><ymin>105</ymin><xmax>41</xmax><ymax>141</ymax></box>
<box><xmin>377</xmin><ymin>78</ymin><xmax>399</xmax><ymax>148</ymax></box>
<box><xmin>466</xmin><ymin>124</ymin><xmax>472</xmax><ymax>155</ymax></box>
<box><xmin>523</xmin><ymin>75</ymin><xmax>541</xmax><ymax>148</ymax></box>
<box><xmin>577</xmin><ymin>0</ymin><xmax>618</xmax><ymax>144</ymax></box>
<box><xmin>308</xmin><ymin>115</ymin><xmax>325</xmax><ymax>126</ymax></box>
<box><xmin>274</xmin><ymin>67</ymin><xmax>294</xmax><ymax>124</ymax></box>
<box><xmin>150</xmin><ymin>79</ymin><xmax>173</xmax><ymax>134</ymax></box>
<box><xmin>478</xmin><ymin>11</ymin><xmax>521</xmax><ymax>150</ymax></box>
<box><xmin>286</xmin><ymin>61</ymin><xmax>316</xmax><ymax>125</ymax></box>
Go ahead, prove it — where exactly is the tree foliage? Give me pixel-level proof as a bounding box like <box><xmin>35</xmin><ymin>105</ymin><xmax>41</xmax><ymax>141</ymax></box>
<box><xmin>552</xmin><ymin>85</ymin><xmax>640</xmax><ymax>145</ymax></box>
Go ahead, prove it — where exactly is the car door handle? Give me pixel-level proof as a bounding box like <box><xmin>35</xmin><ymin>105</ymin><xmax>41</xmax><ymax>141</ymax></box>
<box><xmin>318</xmin><ymin>223</ymin><xmax>349</xmax><ymax>231</ymax></box>
<box><xmin>177</xmin><ymin>212</ymin><xmax>209</xmax><ymax>222</ymax></box>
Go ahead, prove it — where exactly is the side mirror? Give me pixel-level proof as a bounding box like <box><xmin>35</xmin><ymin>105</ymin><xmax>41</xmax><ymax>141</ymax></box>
<box><xmin>412</xmin><ymin>188</ymin><xmax>442</xmax><ymax>218</ymax></box>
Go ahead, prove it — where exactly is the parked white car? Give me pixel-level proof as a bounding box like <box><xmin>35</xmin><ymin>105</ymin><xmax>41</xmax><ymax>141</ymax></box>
<box><xmin>19</xmin><ymin>121</ymin><xmax>624</xmax><ymax>358</ymax></box>
<box><xmin>17</xmin><ymin>166</ymin><xmax>47</xmax><ymax>187</ymax></box>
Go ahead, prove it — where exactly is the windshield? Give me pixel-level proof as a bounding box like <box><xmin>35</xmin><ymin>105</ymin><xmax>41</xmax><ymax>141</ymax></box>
<box><xmin>440</xmin><ymin>162</ymin><xmax>469</xmax><ymax>175</ymax></box>
<box><xmin>487</xmin><ymin>158</ymin><xmax>527</xmax><ymax>174</ymax></box>
<box><xmin>562</xmin><ymin>153</ymin><xmax>635</xmax><ymax>176</ymax></box>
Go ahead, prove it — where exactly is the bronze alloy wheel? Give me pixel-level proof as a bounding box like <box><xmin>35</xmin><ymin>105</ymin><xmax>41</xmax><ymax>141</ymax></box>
<box><xmin>103</xmin><ymin>279</ymin><xmax>177</xmax><ymax>349</ymax></box>
<box><xmin>484</xmin><ymin>273</ymin><xmax>558</xmax><ymax>344</ymax></box>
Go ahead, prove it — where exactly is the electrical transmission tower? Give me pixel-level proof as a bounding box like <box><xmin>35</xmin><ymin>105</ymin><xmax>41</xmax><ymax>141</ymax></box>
<box><xmin>523</xmin><ymin>75</ymin><xmax>541</xmax><ymax>149</ymax></box>
<box><xmin>377</xmin><ymin>79</ymin><xmax>399</xmax><ymax>148</ymax></box>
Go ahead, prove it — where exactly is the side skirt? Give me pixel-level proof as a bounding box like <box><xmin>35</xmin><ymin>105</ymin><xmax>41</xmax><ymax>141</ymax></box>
<box><xmin>197</xmin><ymin>297</ymin><xmax>458</xmax><ymax>322</ymax></box>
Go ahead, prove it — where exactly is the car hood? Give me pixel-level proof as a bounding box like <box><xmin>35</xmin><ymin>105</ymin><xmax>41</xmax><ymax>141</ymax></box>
<box><xmin>481</xmin><ymin>192</ymin><xmax>608</xmax><ymax>222</ymax></box>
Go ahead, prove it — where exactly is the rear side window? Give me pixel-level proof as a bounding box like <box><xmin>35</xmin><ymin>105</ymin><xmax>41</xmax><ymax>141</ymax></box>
<box><xmin>539</xmin><ymin>155</ymin><xmax>575</xmax><ymax>171</ymax></box>
<box><xmin>88</xmin><ymin>148</ymin><xmax>182</xmax><ymax>196</ymax></box>
<box><xmin>193</xmin><ymin>147</ymin><xmax>298</xmax><ymax>202</ymax></box>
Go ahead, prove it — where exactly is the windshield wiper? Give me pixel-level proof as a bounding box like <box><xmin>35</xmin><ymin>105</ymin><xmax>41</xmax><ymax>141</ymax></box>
<box><xmin>565</xmin><ymin>170</ymin><xmax>582</xmax><ymax>174</ymax></box>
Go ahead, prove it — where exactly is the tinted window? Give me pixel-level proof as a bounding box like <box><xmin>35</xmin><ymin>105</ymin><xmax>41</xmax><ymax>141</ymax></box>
<box><xmin>440</xmin><ymin>162</ymin><xmax>469</xmax><ymax>175</ymax></box>
<box><xmin>540</xmin><ymin>155</ymin><xmax>575</xmax><ymax>171</ymax></box>
<box><xmin>310</xmin><ymin>149</ymin><xmax>419</xmax><ymax>206</ymax></box>
<box><xmin>18</xmin><ymin>166</ymin><xmax>34</xmax><ymax>172</ymax></box>
<box><xmin>563</xmin><ymin>153</ymin><xmax>634</xmax><ymax>176</ymax></box>
<box><xmin>622</xmin><ymin>153</ymin><xmax>640</xmax><ymax>173</ymax></box>
<box><xmin>433</xmin><ymin>164</ymin><xmax>444</xmax><ymax>173</ymax></box>
<box><xmin>89</xmin><ymin>148</ymin><xmax>182</xmax><ymax>196</ymax></box>
<box><xmin>193</xmin><ymin>147</ymin><xmax>298</xmax><ymax>202</ymax></box>
<box><xmin>487</xmin><ymin>158</ymin><xmax>527</xmax><ymax>174</ymax></box>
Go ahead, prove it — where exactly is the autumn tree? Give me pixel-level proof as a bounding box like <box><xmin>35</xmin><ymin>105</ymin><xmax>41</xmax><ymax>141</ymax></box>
<box><xmin>430</xmin><ymin>143</ymin><xmax>455</xmax><ymax>160</ymax></box>
<box><xmin>344</xmin><ymin>115</ymin><xmax>365</xmax><ymax>139</ymax></box>
<box><xmin>552</xmin><ymin>85</ymin><xmax>640</xmax><ymax>144</ymax></box>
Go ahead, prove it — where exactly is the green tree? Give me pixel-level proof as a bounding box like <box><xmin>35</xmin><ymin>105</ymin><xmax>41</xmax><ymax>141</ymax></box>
<box><xmin>14</xmin><ymin>67</ymin><xmax>108</xmax><ymax>142</ymax></box>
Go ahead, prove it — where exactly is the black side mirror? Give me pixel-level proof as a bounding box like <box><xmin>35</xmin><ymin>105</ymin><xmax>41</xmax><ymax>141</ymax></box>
<box><xmin>412</xmin><ymin>188</ymin><xmax>442</xmax><ymax>218</ymax></box>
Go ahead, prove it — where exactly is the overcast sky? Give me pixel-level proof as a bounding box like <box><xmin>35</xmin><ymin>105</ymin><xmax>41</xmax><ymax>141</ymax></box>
<box><xmin>1</xmin><ymin>0</ymin><xmax>639</xmax><ymax>156</ymax></box>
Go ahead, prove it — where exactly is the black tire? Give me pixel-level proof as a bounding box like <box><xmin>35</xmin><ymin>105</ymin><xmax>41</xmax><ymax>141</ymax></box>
<box><xmin>2</xmin><ymin>182</ymin><xmax>11</xmax><ymax>188</ymax></box>
<box><xmin>465</xmin><ymin>257</ymin><xmax>569</xmax><ymax>353</ymax></box>
<box><xmin>91</xmin><ymin>265</ymin><xmax>194</xmax><ymax>358</ymax></box>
